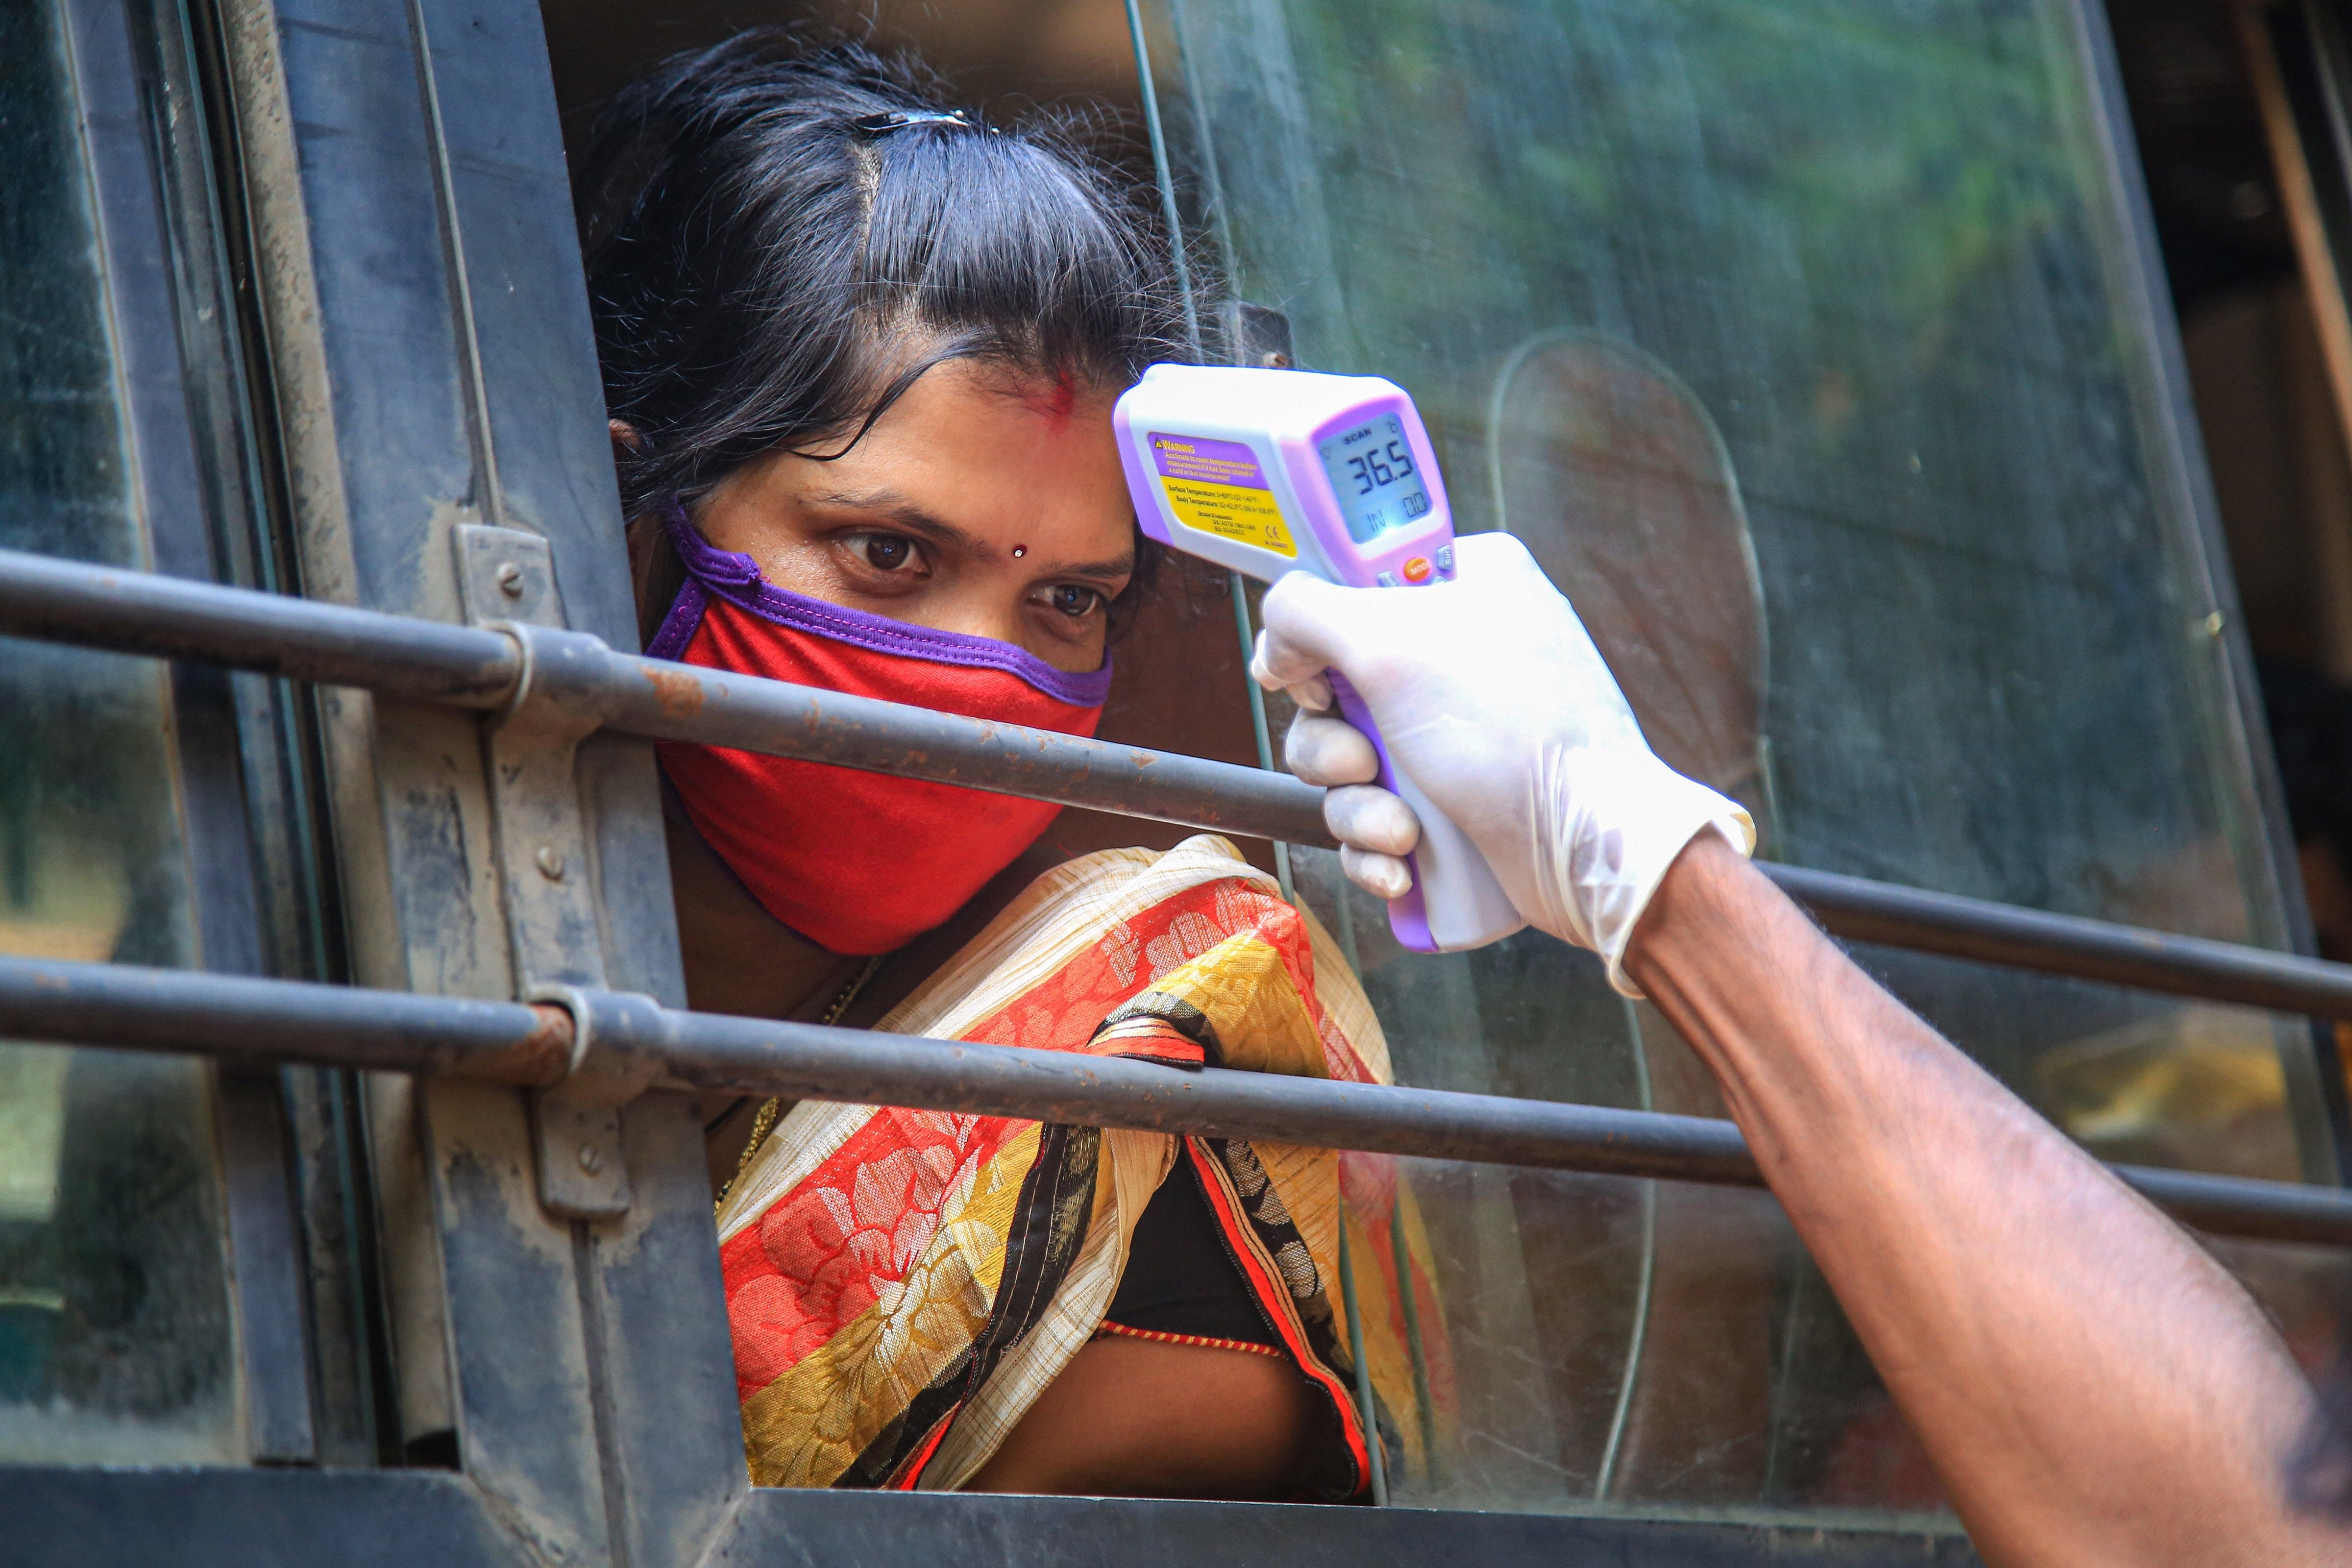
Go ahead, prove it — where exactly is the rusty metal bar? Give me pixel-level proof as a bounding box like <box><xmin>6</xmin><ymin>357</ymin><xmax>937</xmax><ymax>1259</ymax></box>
<box><xmin>0</xmin><ymin>952</ymin><xmax>574</xmax><ymax>1083</ymax></box>
<box><xmin>0</xmin><ymin>546</ymin><xmax>1334</xmax><ymax>844</ymax></box>
<box><xmin>3</xmin><ymin>951</ymin><xmax>2348</xmax><ymax>1248</ymax></box>
<box><xmin>530</xmin><ymin>626</ymin><xmax>1335</xmax><ymax>844</ymax></box>
<box><xmin>6</xmin><ymin>546</ymin><xmax>2352</xmax><ymax>1022</ymax></box>
<box><xmin>0</xmin><ymin>546</ymin><xmax>520</xmax><ymax>703</ymax></box>
<box><xmin>588</xmin><ymin>994</ymin><xmax>2352</xmax><ymax>1247</ymax></box>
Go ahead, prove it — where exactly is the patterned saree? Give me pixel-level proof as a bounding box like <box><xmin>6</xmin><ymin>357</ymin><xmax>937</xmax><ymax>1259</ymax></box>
<box><xmin>715</xmin><ymin>835</ymin><xmax>1454</xmax><ymax>1496</ymax></box>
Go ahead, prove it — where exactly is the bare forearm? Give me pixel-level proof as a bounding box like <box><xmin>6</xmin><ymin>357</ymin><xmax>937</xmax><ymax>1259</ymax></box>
<box><xmin>1624</xmin><ymin>833</ymin><xmax>2340</xmax><ymax>1567</ymax></box>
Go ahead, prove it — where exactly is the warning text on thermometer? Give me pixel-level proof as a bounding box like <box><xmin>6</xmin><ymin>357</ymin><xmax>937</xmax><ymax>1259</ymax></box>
<box><xmin>1148</xmin><ymin>433</ymin><xmax>1298</xmax><ymax>558</ymax></box>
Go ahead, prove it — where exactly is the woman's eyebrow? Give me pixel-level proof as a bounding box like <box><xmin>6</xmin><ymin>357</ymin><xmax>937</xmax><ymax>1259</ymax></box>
<box><xmin>807</xmin><ymin>488</ymin><xmax>975</xmax><ymax>549</ymax></box>
<box><xmin>1040</xmin><ymin>549</ymin><xmax>1137</xmax><ymax>581</ymax></box>
<box><xmin>812</xmin><ymin>487</ymin><xmax>1133</xmax><ymax>577</ymax></box>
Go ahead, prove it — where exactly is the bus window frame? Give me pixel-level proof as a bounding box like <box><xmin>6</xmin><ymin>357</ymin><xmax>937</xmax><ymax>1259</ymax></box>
<box><xmin>51</xmin><ymin>0</ymin><xmax>322</xmax><ymax>1469</ymax></box>
<box><xmin>0</xmin><ymin>0</ymin><xmax>2317</xmax><ymax>1562</ymax></box>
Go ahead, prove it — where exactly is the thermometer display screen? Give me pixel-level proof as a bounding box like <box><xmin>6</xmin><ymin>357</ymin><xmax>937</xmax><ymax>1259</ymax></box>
<box><xmin>1316</xmin><ymin>413</ymin><xmax>1434</xmax><ymax>544</ymax></box>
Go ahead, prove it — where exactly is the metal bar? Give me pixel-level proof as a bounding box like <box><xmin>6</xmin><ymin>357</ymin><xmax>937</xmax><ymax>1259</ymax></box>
<box><xmin>11</xmin><ymin>546</ymin><xmax>2352</xmax><ymax>1023</ymax></box>
<box><xmin>2118</xmin><ymin>1163</ymin><xmax>2352</xmax><ymax>1247</ymax></box>
<box><xmin>574</xmin><ymin>637</ymin><xmax>1334</xmax><ymax>845</ymax></box>
<box><xmin>4</xmin><ymin>952</ymin><xmax>2348</xmax><ymax>1248</ymax></box>
<box><xmin>0</xmin><ymin>951</ymin><xmax>574</xmax><ymax>1081</ymax></box>
<box><xmin>1767</xmin><ymin>863</ymin><xmax>2352</xmax><ymax>1020</ymax></box>
<box><xmin>604</xmin><ymin>991</ymin><xmax>1764</xmax><ymax>1180</ymax></box>
<box><xmin>0</xmin><ymin>545</ymin><xmax>520</xmax><ymax>702</ymax></box>
<box><xmin>0</xmin><ymin>545</ymin><xmax>1334</xmax><ymax>843</ymax></box>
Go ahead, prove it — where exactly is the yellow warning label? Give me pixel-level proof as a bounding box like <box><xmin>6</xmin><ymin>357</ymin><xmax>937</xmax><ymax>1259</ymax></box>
<box><xmin>1160</xmin><ymin>479</ymin><xmax>1297</xmax><ymax>558</ymax></box>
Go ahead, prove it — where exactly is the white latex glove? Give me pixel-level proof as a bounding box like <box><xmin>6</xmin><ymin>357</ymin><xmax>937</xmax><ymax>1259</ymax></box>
<box><xmin>1253</xmin><ymin>532</ymin><xmax>1755</xmax><ymax>995</ymax></box>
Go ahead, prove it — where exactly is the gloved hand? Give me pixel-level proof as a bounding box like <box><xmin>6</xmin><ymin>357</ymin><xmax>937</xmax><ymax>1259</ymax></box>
<box><xmin>1252</xmin><ymin>532</ymin><xmax>1755</xmax><ymax>995</ymax></box>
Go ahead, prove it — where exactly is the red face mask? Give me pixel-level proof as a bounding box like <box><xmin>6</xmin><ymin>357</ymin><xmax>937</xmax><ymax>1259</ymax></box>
<box><xmin>648</xmin><ymin>514</ymin><xmax>1111</xmax><ymax>956</ymax></box>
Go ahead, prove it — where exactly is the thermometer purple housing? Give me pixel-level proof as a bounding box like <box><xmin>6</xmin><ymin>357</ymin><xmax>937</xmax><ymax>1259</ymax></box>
<box><xmin>1321</xmin><ymin>672</ymin><xmax>1435</xmax><ymax>947</ymax></box>
<box><xmin>1125</xmin><ymin>403</ymin><xmax>1456</xmax><ymax>591</ymax></box>
<box><xmin>1112</xmin><ymin>364</ymin><xmax>1525</xmax><ymax>955</ymax></box>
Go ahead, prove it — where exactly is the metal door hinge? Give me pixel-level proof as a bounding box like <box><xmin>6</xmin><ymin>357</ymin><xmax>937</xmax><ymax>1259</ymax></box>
<box><xmin>455</xmin><ymin>522</ymin><xmax>640</xmax><ymax>1218</ymax></box>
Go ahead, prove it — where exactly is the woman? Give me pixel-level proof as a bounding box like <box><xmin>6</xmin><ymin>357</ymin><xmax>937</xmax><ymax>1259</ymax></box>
<box><xmin>577</xmin><ymin>29</ymin><xmax>1442</xmax><ymax>1499</ymax></box>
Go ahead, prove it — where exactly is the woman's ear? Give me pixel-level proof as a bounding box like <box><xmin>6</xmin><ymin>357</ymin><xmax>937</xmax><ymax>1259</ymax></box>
<box><xmin>627</xmin><ymin>508</ymin><xmax>686</xmax><ymax>653</ymax></box>
<box><xmin>611</xmin><ymin>418</ymin><xmax>645</xmax><ymax>459</ymax></box>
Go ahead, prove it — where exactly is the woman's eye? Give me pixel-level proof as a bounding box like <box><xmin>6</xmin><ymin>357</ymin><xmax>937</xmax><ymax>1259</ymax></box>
<box><xmin>1045</xmin><ymin>584</ymin><xmax>1103</xmax><ymax>619</ymax></box>
<box><xmin>853</xmin><ymin>534</ymin><xmax>918</xmax><ymax>572</ymax></box>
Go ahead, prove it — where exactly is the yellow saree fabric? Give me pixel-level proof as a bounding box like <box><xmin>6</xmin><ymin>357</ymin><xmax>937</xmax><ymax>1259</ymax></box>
<box><xmin>714</xmin><ymin>836</ymin><xmax>1453</xmax><ymax>1494</ymax></box>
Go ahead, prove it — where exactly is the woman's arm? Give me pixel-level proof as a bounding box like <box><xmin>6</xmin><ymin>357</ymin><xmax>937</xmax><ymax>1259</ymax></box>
<box><xmin>1628</xmin><ymin>832</ymin><xmax>2343</xmax><ymax>1567</ymax></box>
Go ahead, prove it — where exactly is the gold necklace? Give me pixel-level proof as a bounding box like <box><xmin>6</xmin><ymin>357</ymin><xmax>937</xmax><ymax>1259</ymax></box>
<box><xmin>713</xmin><ymin>954</ymin><xmax>883</xmax><ymax>1216</ymax></box>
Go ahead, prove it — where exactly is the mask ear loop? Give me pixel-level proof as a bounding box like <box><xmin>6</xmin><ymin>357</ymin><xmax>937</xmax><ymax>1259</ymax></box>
<box><xmin>639</xmin><ymin>501</ymin><xmax>715</xmax><ymax>663</ymax></box>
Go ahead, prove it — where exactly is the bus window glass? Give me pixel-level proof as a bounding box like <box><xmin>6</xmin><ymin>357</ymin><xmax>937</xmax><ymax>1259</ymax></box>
<box><xmin>1149</xmin><ymin>0</ymin><xmax>2345</xmax><ymax>1519</ymax></box>
<box><xmin>0</xmin><ymin>0</ymin><xmax>237</xmax><ymax>1465</ymax></box>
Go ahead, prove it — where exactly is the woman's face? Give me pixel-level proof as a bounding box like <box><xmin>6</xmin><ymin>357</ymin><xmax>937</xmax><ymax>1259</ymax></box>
<box><xmin>693</xmin><ymin>360</ymin><xmax>1136</xmax><ymax>673</ymax></box>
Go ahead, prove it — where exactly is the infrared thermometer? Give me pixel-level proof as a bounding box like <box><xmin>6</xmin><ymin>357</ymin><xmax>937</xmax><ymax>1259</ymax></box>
<box><xmin>1112</xmin><ymin>363</ymin><xmax>1523</xmax><ymax>954</ymax></box>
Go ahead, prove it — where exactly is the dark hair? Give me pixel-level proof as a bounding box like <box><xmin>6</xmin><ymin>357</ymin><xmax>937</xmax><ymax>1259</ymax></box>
<box><xmin>576</xmin><ymin>27</ymin><xmax>1192</xmax><ymax>523</ymax></box>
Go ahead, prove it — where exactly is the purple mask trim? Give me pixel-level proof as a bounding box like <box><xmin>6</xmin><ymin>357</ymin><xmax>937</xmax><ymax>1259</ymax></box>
<box><xmin>645</xmin><ymin>574</ymin><xmax>711</xmax><ymax>663</ymax></box>
<box><xmin>651</xmin><ymin>506</ymin><xmax>1114</xmax><ymax>707</ymax></box>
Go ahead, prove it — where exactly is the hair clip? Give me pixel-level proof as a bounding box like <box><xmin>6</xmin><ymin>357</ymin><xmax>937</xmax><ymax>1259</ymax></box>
<box><xmin>850</xmin><ymin>109</ymin><xmax>993</xmax><ymax>137</ymax></box>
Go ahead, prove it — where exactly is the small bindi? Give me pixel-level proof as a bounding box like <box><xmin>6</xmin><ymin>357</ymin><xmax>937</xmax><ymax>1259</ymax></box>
<box><xmin>1011</xmin><ymin>544</ymin><xmax>1027</xmax><ymax>559</ymax></box>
